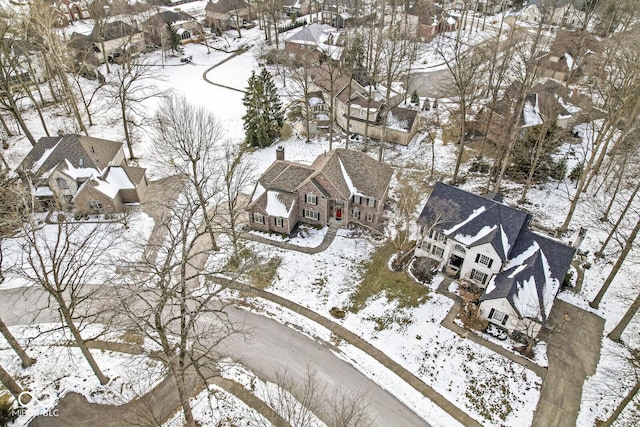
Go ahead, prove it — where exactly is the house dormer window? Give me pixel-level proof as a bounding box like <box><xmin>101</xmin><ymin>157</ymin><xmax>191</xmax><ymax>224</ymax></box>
<box><xmin>353</xmin><ymin>195</ymin><xmax>361</xmax><ymax>204</ymax></box>
<box><xmin>366</xmin><ymin>211</ymin><xmax>373</xmax><ymax>222</ymax></box>
<box><xmin>476</xmin><ymin>254</ymin><xmax>493</xmax><ymax>268</ymax></box>
<box><xmin>305</xmin><ymin>194</ymin><xmax>318</xmax><ymax>205</ymax></box>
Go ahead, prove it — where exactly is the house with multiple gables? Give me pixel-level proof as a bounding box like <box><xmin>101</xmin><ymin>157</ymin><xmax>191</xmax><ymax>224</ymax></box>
<box><xmin>17</xmin><ymin>134</ymin><xmax>148</xmax><ymax>214</ymax></box>
<box><xmin>538</xmin><ymin>29</ymin><xmax>602</xmax><ymax>83</ymax></box>
<box><xmin>70</xmin><ymin>21</ymin><xmax>146</xmax><ymax>65</ymax></box>
<box><xmin>144</xmin><ymin>10</ymin><xmax>203</xmax><ymax>45</ymax></box>
<box><xmin>472</xmin><ymin>79</ymin><xmax>583</xmax><ymax>146</ymax></box>
<box><xmin>333</xmin><ymin>78</ymin><xmax>420</xmax><ymax>146</ymax></box>
<box><xmin>283</xmin><ymin>23</ymin><xmax>343</xmax><ymax>64</ymax></box>
<box><xmin>246</xmin><ymin>147</ymin><xmax>392</xmax><ymax>234</ymax></box>
<box><xmin>416</xmin><ymin>182</ymin><xmax>575</xmax><ymax>337</ymax></box>
<box><xmin>205</xmin><ymin>0</ymin><xmax>255</xmax><ymax>33</ymax></box>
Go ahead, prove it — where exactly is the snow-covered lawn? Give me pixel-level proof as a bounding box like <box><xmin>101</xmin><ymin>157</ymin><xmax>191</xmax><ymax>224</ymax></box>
<box><xmin>0</xmin><ymin>324</ymin><xmax>166</xmax><ymax>426</ymax></box>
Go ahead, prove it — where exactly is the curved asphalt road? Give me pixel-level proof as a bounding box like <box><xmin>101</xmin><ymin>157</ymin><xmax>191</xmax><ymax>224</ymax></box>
<box><xmin>0</xmin><ymin>286</ymin><xmax>430</xmax><ymax>426</ymax></box>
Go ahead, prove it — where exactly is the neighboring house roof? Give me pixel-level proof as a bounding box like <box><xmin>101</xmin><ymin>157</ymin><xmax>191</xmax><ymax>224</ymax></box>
<box><xmin>548</xmin><ymin>29</ymin><xmax>602</xmax><ymax>58</ymax></box>
<box><xmin>309</xmin><ymin>149</ymin><xmax>393</xmax><ymax>201</ymax></box>
<box><xmin>419</xmin><ymin>183</ymin><xmax>530</xmax><ymax>261</ymax></box>
<box><xmin>146</xmin><ymin>10</ymin><xmax>197</xmax><ymax>26</ymax></box>
<box><xmin>387</xmin><ymin>107</ymin><xmax>418</xmax><ymax>132</ymax></box>
<box><xmin>284</xmin><ymin>23</ymin><xmax>337</xmax><ymax>46</ymax></box>
<box><xmin>252</xmin><ymin>190</ymin><xmax>297</xmax><ymax>217</ymax></box>
<box><xmin>205</xmin><ymin>0</ymin><xmax>249</xmax><ymax>14</ymax></box>
<box><xmin>75</xmin><ymin>165</ymin><xmax>145</xmax><ymax>200</ymax></box>
<box><xmin>259</xmin><ymin>161</ymin><xmax>316</xmax><ymax>193</ymax></box>
<box><xmin>94</xmin><ymin>21</ymin><xmax>141</xmax><ymax>42</ymax></box>
<box><xmin>19</xmin><ymin>134</ymin><xmax>123</xmax><ymax>178</ymax></box>
<box><xmin>251</xmin><ymin>148</ymin><xmax>393</xmax><ymax>211</ymax></box>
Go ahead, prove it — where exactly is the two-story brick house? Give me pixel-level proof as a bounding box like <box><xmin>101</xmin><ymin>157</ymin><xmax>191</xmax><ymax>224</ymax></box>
<box><xmin>247</xmin><ymin>147</ymin><xmax>393</xmax><ymax>234</ymax></box>
<box><xmin>416</xmin><ymin>182</ymin><xmax>575</xmax><ymax>337</ymax></box>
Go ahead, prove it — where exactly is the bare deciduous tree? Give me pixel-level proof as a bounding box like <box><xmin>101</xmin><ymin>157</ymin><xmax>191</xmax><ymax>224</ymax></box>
<box><xmin>152</xmin><ymin>94</ymin><xmax>226</xmax><ymax>251</ymax></box>
<box><xmin>16</xmin><ymin>217</ymin><xmax>125</xmax><ymax>385</ymax></box>
<box><xmin>115</xmin><ymin>188</ymin><xmax>249</xmax><ymax>427</ymax></box>
<box><xmin>107</xmin><ymin>56</ymin><xmax>162</xmax><ymax>159</ymax></box>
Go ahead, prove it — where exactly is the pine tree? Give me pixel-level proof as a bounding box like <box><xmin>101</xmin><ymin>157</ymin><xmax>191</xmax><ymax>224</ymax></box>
<box><xmin>166</xmin><ymin>23</ymin><xmax>182</xmax><ymax>55</ymax></box>
<box><xmin>242</xmin><ymin>68</ymin><xmax>283</xmax><ymax>147</ymax></box>
<box><xmin>411</xmin><ymin>90</ymin><xmax>419</xmax><ymax>105</ymax></box>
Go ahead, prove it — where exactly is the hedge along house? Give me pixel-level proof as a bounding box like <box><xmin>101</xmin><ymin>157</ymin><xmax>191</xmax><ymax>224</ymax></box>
<box><xmin>416</xmin><ymin>182</ymin><xmax>575</xmax><ymax>338</ymax></box>
<box><xmin>246</xmin><ymin>147</ymin><xmax>393</xmax><ymax>235</ymax></box>
<box><xmin>17</xmin><ymin>134</ymin><xmax>148</xmax><ymax>214</ymax></box>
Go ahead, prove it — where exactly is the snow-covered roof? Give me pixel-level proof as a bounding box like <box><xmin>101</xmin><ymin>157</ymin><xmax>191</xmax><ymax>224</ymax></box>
<box><xmin>420</xmin><ymin>182</ymin><xmax>576</xmax><ymax>322</ymax></box>
<box><xmin>265</xmin><ymin>191</ymin><xmax>294</xmax><ymax>217</ymax></box>
<box><xmin>34</xmin><ymin>186</ymin><xmax>53</xmax><ymax>197</ymax></box>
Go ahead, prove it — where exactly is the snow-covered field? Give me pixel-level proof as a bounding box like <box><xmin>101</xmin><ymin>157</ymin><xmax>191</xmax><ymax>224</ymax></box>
<box><xmin>1</xmin><ymin>6</ymin><xmax>639</xmax><ymax>427</ymax></box>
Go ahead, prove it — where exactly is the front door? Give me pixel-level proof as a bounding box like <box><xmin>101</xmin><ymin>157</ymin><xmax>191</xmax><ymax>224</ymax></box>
<box><xmin>336</xmin><ymin>207</ymin><xmax>342</xmax><ymax>220</ymax></box>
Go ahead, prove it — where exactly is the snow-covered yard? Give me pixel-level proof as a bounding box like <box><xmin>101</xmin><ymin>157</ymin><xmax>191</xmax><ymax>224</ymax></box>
<box><xmin>1</xmin><ymin>6</ymin><xmax>640</xmax><ymax>426</ymax></box>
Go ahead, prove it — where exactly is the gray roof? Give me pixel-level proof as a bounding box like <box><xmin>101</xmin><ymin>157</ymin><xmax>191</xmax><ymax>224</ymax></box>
<box><xmin>206</xmin><ymin>0</ymin><xmax>249</xmax><ymax>14</ymax></box>
<box><xmin>254</xmin><ymin>149</ymin><xmax>392</xmax><ymax>204</ymax></box>
<box><xmin>481</xmin><ymin>229</ymin><xmax>576</xmax><ymax>321</ymax></box>
<box><xmin>418</xmin><ymin>182</ymin><xmax>530</xmax><ymax>260</ymax></box>
<box><xmin>19</xmin><ymin>134</ymin><xmax>123</xmax><ymax>177</ymax></box>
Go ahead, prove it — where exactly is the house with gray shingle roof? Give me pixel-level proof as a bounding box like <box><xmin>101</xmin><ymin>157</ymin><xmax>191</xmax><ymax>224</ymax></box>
<box><xmin>416</xmin><ymin>182</ymin><xmax>575</xmax><ymax>337</ymax></box>
<box><xmin>17</xmin><ymin>134</ymin><xmax>148</xmax><ymax>213</ymax></box>
<box><xmin>247</xmin><ymin>146</ymin><xmax>393</xmax><ymax>234</ymax></box>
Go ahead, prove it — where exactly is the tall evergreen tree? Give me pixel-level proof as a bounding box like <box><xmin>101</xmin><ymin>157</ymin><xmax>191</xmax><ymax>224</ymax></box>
<box><xmin>242</xmin><ymin>68</ymin><xmax>283</xmax><ymax>147</ymax></box>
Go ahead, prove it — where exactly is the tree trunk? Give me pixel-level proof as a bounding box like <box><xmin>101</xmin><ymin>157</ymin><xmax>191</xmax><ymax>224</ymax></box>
<box><xmin>0</xmin><ymin>317</ymin><xmax>35</xmax><ymax>368</ymax></box>
<box><xmin>590</xmin><ymin>218</ymin><xmax>640</xmax><ymax>309</ymax></box>
<box><xmin>171</xmin><ymin>363</ymin><xmax>196</xmax><ymax>427</ymax></box>
<box><xmin>599</xmin><ymin>381</ymin><xmax>640</xmax><ymax>427</ymax></box>
<box><xmin>597</xmin><ymin>178</ymin><xmax>640</xmax><ymax>256</ymax></box>
<box><xmin>0</xmin><ymin>363</ymin><xmax>23</xmax><ymax>400</ymax></box>
<box><xmin>191</xmin><ymin>161</ymin><xmax>219</xmax><ymax>252</ymax></box>
<box><xmin>59</xmin><ymin>302</ymin><xmax>110</xmax><ymax>385</ymax></box>
<box><xmin>607</xmin><ymin>292</ymin><xmax>640</xmax><ymax>342</ymax></box>
<box><xmin>0</xmin><ymin>114</ymin><xmax>14</xmax><ymax>136</ymax></box>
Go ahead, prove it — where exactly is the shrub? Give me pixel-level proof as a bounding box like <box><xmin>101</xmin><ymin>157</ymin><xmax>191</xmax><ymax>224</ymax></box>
<box><xmin>458</xmin><ymin>302</ymin><xmax>488</xmax><ymax>331</ymax></box>
<box><xmin>0</xmin><ymin>392</ymin><xmax>17</xmax><ymax>426</ymax></box>
<box><xmin>329</xmin><ymin>307</ymin><xmax>346</xmax><ymax>319</ymax></box>
<box><xmin>280</xmin><ymin>123</ymin><xmax>292</xmax><ymax>139</ymax></box>
<box><xmin>410</xmin><ymin>257</ymin><xmax>438</xmax><ymax>284</ymax></box>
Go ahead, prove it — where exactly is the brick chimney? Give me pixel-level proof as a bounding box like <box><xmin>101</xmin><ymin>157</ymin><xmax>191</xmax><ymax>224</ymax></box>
<box><xmin>276</xmin><ymin>146</ymin><xmax>285</xmax><ymax>161</ymax></box>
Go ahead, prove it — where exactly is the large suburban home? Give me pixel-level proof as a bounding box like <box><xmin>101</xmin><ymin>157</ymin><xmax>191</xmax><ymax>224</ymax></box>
<box><xmin>538</xmin><ymin>29</ymin><xmax>602</xmax><ymax>83</ymax></box>
<box><xmin>246</xmin><ymin>147</ymin><xmax>393</xmax><ymax>234</ymax></box>
<box><xmin>333</xmin><ymin>78</ymin><xmax>420</xmax><ymax>146</ymax></box>
<box><xmin>17</xmin><ymin>134</ymin><xmax>148</xmax><ymax>214</ymax></box>
<box><xmin>70</xmin><ymin>21</ymin><xmax>146</xmax><ymax>65</ymax></box>
<box><xmin>205</xmin><ymin>0</ymin><xmax>255</xmax><ymax>34</ymax></box>
<box><xmin>283</xmin><ymin>23</ymin><xmax>343</xmax><ymax>64</ymax></box>
<box><xmin>416</xmin><ymin>182</ymin><xmax>575</xmax><ymax>338</ymax></box>
<box><xmin>472</xmin><ymin>79</ymin><xmax>583</xmax><ymax>146</ymax></box>
<box><xmin>144</xmin><ymin>10</ymin><xmax>203</xmax><ymax>45</ymax></box>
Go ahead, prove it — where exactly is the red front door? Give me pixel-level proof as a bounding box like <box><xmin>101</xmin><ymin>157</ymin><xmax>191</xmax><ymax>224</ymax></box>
<box><xmin>336</xmin><ymin>207</ymin><xmax>342</xmax><ymax>220</ymax></box>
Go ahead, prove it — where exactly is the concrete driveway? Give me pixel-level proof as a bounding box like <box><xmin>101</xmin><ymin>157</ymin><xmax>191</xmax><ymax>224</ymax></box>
<box><xmin>532</xmin><ymin>299</ymin><xmax>604</xmax><ymax>427</ymax></box>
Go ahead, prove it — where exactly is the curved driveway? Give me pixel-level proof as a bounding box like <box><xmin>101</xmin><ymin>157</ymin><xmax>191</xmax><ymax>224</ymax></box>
<box><xmin>0</xmin><ymin>286</ymin><xmax>429</xmax><ymax>426</ymax></box>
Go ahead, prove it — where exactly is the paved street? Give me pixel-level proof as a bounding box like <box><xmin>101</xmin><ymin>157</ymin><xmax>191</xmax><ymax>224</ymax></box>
<box><xmin>0</xmin><ymin>286</ymin><xmax>430</xmax><ymax>426</ymax></box>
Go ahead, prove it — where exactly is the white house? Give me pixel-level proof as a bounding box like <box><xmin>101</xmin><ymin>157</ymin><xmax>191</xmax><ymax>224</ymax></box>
<box><xmin>416</xmin><ymin>182</ymin><xmax>575</xmax><ymax>337</ymax></box>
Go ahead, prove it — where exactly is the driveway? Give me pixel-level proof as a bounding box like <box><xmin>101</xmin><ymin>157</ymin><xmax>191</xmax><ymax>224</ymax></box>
<box><xmin>0</xmin><ymin>286</ymin><xmax>430</xmax><ymax>427</ymax></box>
<box><xmin>532</xmin><ymin>299</ymin><xmax>604</xmax><ymax>427</ymax></box>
